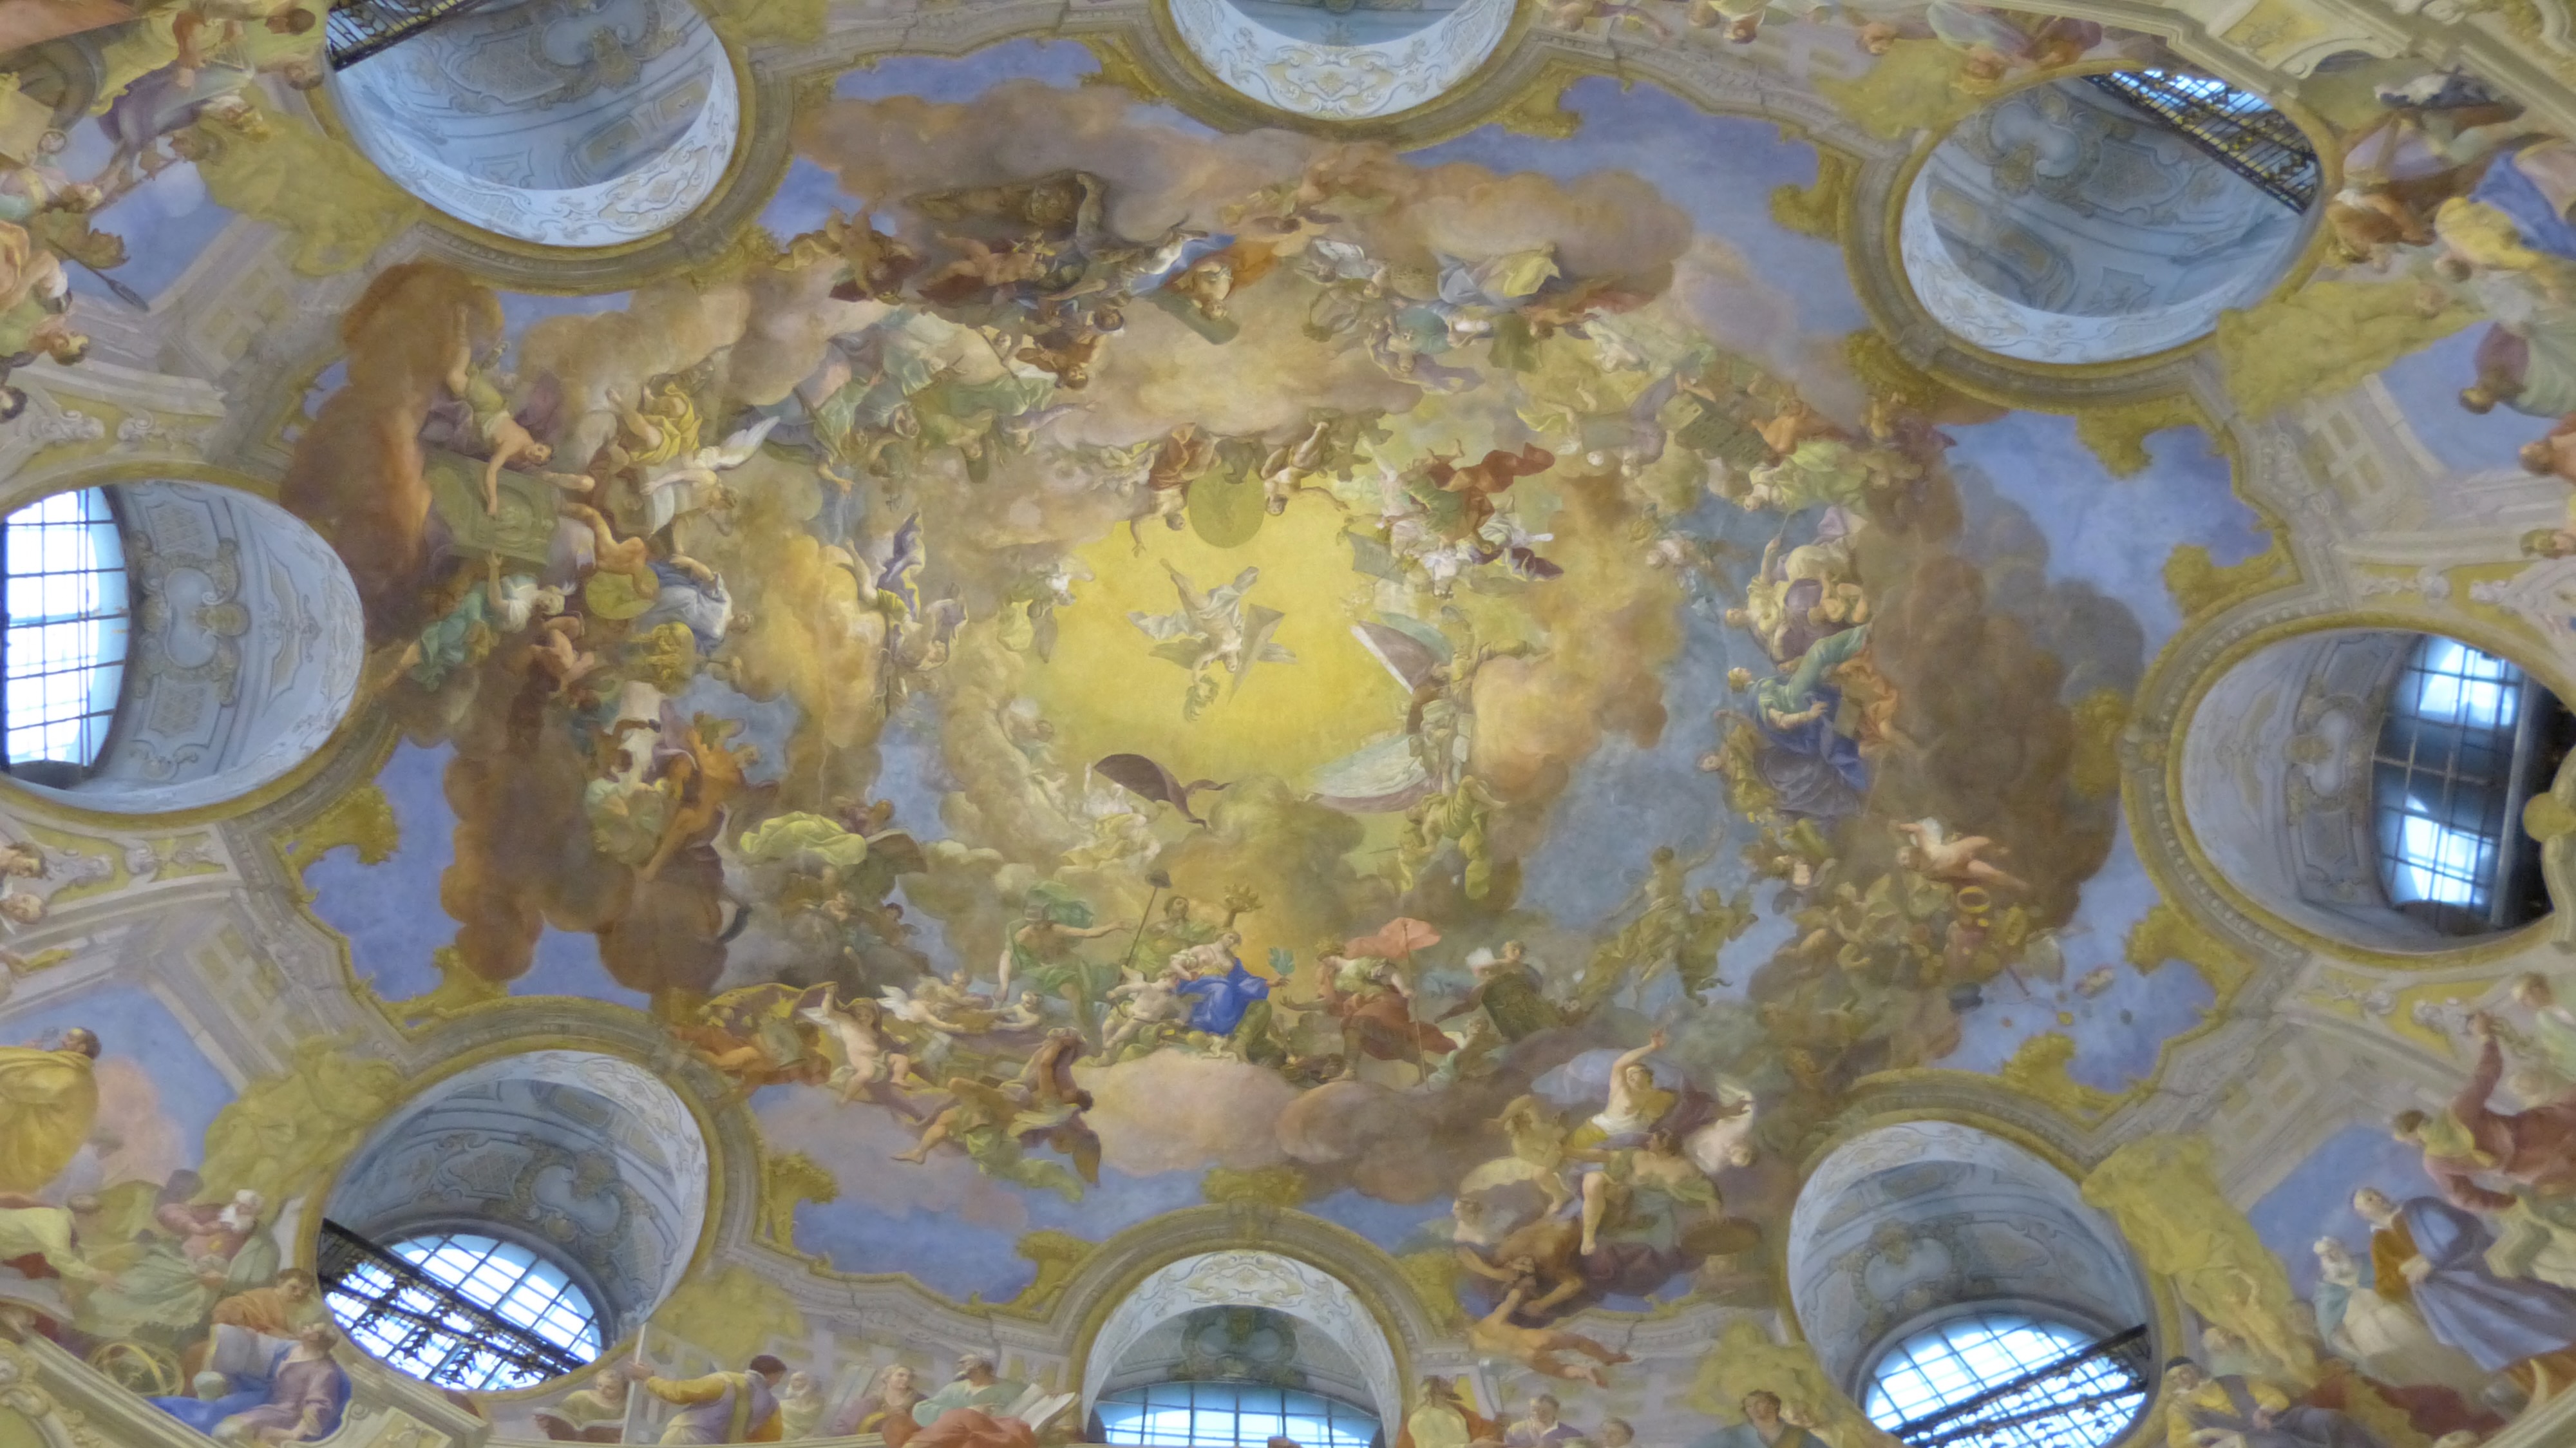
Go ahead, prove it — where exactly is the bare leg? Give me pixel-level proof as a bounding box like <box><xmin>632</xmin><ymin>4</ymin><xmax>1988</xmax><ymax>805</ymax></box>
<box><xmin>893</xmin><ymin>1106</ymin><xmax>963</xmax><ymax>1163</ymax></box>
<box><xmin>1101</xmin><ymin>1015</ymin><xmax>1141</xmax><ymax>1057</ymax></box>
<box><xmin>639</xmin><ymin>799</ymin><xmax>717</xmax><ymax>882</ymax></box>
<box><xmin>1555</xmin><ymin>1331</ymin><xmax>1629</xmax><ymax>1365</ymax></box>
<box><xmin>1580</xmin><ymin>1172</ymin><xmax>1611</xmax><ymax>1255</ymax></box>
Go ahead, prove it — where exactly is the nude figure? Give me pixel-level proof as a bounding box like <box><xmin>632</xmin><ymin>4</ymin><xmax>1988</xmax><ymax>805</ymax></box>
<box><xmin>1466</xmin><ymin>1279</ymin><xmax>1632</xmax><ymax>1386</ymax></box>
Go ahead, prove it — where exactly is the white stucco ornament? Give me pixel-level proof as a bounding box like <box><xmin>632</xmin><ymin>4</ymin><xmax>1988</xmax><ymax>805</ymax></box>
<box><xmin>1168</xmin><ymin>0</ymin><xmax>1512</xmax><ymax>121</ymax></box>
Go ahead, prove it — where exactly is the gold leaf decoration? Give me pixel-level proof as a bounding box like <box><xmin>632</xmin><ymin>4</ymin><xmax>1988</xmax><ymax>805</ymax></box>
<box><xmin>2126</xmin><ymin>900</ymin><xmax>2251</xmax><ymax>997</ymax></box>
<box><xmin>189</xmin><ymin>107</ymin><xmax>421</xmax><ymax>276</ymax></box>
<box><xmin>1077</xmin><ymin>38</ymin><xmax>1171</xmax><ymax>105</ymax></box>
<box><xmin>278</xmin><ymin>783</ymin><xmax>399</xmax><ymax>881</ymax></box>
<box><xmin>2073</xmin><ymin>394</ymin><xmax>2204</xmax><ymax>478</ymax></box>
<box><xmin>648</xmin><ymin>1264</ymin><xmax>808</xmax><ymax>1364</ymax></box>
<box><xmin>2082</xmin><ymin>1134</ymin><xmax>2321</xmax><ymax>1387</ymax></box>
<box><xmin>198</xmin><ymin>1038</ymin><xmax>406</xmax><ymax>1205</ymax></box>
<box><xmin>1997</xmin><ymin>1033</ymin><xmax>2125</xmax><ymax>1120</ymax></box>
<box><xmin>701</xmin><ymin>0</ymin><xmax>827</xmax><ymax>48</ymax></box>
<box><xmin>380</xmin><ymin>944</ymin><xmax>507</xmax><ymax>1027</ymax></box>
<box><xmin>2067</xmin><ymin>687</ymin><xmax>2128</xmax><ymax>801</ymax></box>
<box><xmin>1493</xmin><ymin>73</ymin><xmax>1584</xmax><ymax>140</ymax></box>
<box><xmin>1768</xmin><ymin>151</ymin><xmax>1856</xmax><ymax>241</ymax></box>
<box><xmin>1689</xmin><ymin>1320</ymin><xmax>1896</xmax><ymax>1448</ymax></box>
<box><xmin>1201</xmin><ymin>1165</ymin><xmax>1307</xmax><ymax>1208</ymax></box>
<box><xmin>759</xmin><ymin>1148</ymin><xmax>839</xmax><ymax>1246</ymax></box>
<box><xmin>1814</xmin><ymin>38</ymin><xmax>1982</xmax><ymax>140</ymax></box>
<box><xmin>2215</xmin><ymin>280</ymin><xmax>2476</xmax><ymax>421</ymax></box>
<box><xmin>2163</xmin><ymin>533</ymin><xmax>2287</xmax><ymax>624</ymax></box>
<box><xmin>1394</xmin><ymin>1249</ymin><xmax>1468</xmax><ymax>1332</ymax></box>
<box><xmin>1005</xmin><ymin>1230</ymin><xmax>1096</xmax><ymax>1313</ymax></box>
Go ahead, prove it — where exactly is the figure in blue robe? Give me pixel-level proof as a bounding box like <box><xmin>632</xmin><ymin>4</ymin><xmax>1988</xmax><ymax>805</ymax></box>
<box><xmin>2371</xmin><ymin>1190</ymin><xmax>2576</xmax><ymax>1373</ymax></box>
<box><xmin>1743</xmin><ymin>624</ymin><xmax>1871</xmax><ymax>795</ymax></box>
<box><xmin>1177</xmin><ymin>949</ymin><xmax>1270</xmax><ymax>1035</ymax></box>
<box><xmin>2470</xmin><ymin>144</ymin><xmax>2576</xmax><ymax>263</ymax></box>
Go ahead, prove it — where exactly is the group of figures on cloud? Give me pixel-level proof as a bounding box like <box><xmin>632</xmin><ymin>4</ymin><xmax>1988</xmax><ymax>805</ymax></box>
<box><xmin>2293</xmin><ymin>68</ymin><xmax>2576</xmax><ymax>546</ymax></box>
<box><xmin>1402</xmin><ymin>1378</ymin><xmax>1825</xmax><ymax>1448</ymax></box>
<box><xmin>0</xmin><ymin>0</ymin><xmax>332</xmax><ymax>415</ymax></box>
<box><xmin>1538</xmin><ymin>0</ymin><xmax>2116</xmax><ymax>74</ymax></box>
<box><xmin>775</xmin><ymin>159</ymin><xmax>1649</xmax><ymax>591</ymax></box>
<box><xmin>270</xmin><ymin>74</ymin><xmax>2144</xmax><ymax>1404</ymax></box>
<box><xmin>2145</xmin><ymin>973</ymin><xmax>2576</xmax><ymax>1448</ymax></box>
<box><xmin>0</xmin><ymin>1028</ymin><xmax>349</xmax><ymax>1444</ymax></box>
<box><xmin>534</xmin><ymin>1347</ymin><xmax>1074</xmax><ymax>1446</ymax></box>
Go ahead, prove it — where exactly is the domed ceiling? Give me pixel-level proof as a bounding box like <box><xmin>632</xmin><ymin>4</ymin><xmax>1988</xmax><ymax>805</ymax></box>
<box><xmin>3</xmin><ymin>0</ymin><xmax>2576</xmax><ymax>1445</ymax></box>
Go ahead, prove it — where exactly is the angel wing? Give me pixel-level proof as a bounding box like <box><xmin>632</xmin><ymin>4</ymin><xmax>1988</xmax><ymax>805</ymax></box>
<box><xmin>1233</xmin><ymin>606</ymin><xmax>1294</xmax><ymax>694</ymax></box>
<box><xmin>1094</xmin><ymin>752</ymin><xmax>1226</xmax><ymax>825</ymax></box>
<box><xmin>1206</xmin><ymin>566</ymin><xmax>1261</xmax><ymax>614</ymax></box>
<box><xmin>875</xmin><ymin>514</ymin><xmax>925</xmax><ymax>607</ymax></box>
<box><xmin>1128</xmin><ymin>607</ymin><xmax>1195</xmax><ymax>643</ymax></box>
<box><xmin>943</xmin><ymin>1074</ymin><xmax>1025</xmax><ymax>1125</ymax></box>
<box><xmin>1161</xmin><ymin>562</ymin><xmax>1213</xmax><ymax>620</ymax></box>
<box><xmin>1051</xmin><ymin>1116</ymin><xmax>1103</xmax><ymax>1186</ymax></box>
<box><xmin>1351</xmin><ymin>618</ymin><xmax>1450</xmax><ymax>692</ymax></box>
<box><xmin>709</xmin><ymin>415</ymin><xmax>781</xmax><ymax>469</ymax></box>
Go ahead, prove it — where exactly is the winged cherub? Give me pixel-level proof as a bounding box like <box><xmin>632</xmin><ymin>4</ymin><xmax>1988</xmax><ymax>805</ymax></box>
<box><xmin>1127</xmin><ymin>562</ymin><xmax>1296</xmax><ymax>719</ymax></box>
<box><xmin>1891</xmin><ymin>818</ymin><xmax>2031</xmax><ymax>894</ymax></box>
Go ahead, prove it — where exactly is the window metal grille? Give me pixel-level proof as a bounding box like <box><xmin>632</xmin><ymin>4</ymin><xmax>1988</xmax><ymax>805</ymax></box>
<box><xmin>319</xmin><ymin>1221</ymin><xmax>603</xmax><ymax>1391</ymax></box>
<box><xmin>2086</xmin><ymin>70</ymin><xmax>2320</xmax><ymax>213</ymax></box>
<box><xmin>1867</xmin><ymin>1316</ymin><xmax>2149</xmax><ymax>1448</ymax></box>
<box><xmin>2</xmin><ymin>488</ymin><xmax>127</xmax><ymax>775</ymax></box>
<box><xmin>1098</xmin><ymin>1382</ymin><xmax>1382</xmax><ymax>1448</ymax></box>
<box><xmin>2371</xmin><ymin>636</ymin><xmax>2557</xmax><ymax>934</ymax></box>
<box><xmin>325</xmin><ymin>0</ymin><xmax>508</xmax><ymax>70</ymax></box>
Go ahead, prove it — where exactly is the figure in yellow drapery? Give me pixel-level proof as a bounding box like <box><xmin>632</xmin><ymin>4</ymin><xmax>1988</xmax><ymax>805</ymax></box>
<box><xmin>0</xmin><ymin>1028</ymin><xmax>99</xmax><ymax>1194</ymax></box>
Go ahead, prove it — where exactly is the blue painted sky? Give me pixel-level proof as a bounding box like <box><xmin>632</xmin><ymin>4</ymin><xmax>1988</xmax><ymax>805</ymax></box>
<box><xmin>305</xmin><ymin>741</ymin><xmax>609</xmax><ymax>1002</ymax></box>
<box><xmin>784</xmin><ymin>1136</ymin><xmax>1215</xmax><ymax>1302</ymax></box>
<box><xmin>832</xmin><ymin>39</ymin><xmax>1099</xmax><ymax>102</ymax></box>
<box><xmin>59</xmin><ymin>118</ymin><xmax>235</xmax><ymax>302</ymax></box>
<box><xmin>2380</xmin><ymin>325</ymin><xmax>2536</xmax><ymax>475</ymax></box>
<box><xmin>1409</xmin><ymin>79</ymin><xmax>1865</xmax><ymax>339</ymax></box>
<box><xmin>1937</xmin><ymin>829</ymin><xmax>2215</xmax><ymax>1092</ymax></box>
<box><xmin>1949</xmin><ymin>419</ymin><xmax>2264</xmax><ymax>659</ymax></box>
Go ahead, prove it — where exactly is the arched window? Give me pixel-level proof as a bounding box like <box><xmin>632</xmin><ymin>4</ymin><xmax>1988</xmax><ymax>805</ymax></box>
<box><xmin>2373</xmin><ymin>636</ymin><xmax>2573</xmax><ymax>934</ymax></box>
<box><xmin>1097</xmin><ymin>1383</ymin><xmax>1381</xmax><ymax>1448</ymax></box>
<box><xmin>1863</xmin><ymin>1311</ymin><xmax>2148</xmax><ymax>1448</ymax></box>
<box><xmin>320</xmin><ymin>1225</ymin><xmax>605</xmax><ymax>1391</ymax></box>
<box><xmin>1</xmin><ymin>488</ymin><xmax>128</xmax><ymax>783</ymax></box>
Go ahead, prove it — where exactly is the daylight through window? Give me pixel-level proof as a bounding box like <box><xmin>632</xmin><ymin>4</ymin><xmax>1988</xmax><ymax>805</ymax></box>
<box><xmin>1864</xmin><ymin>1313</ymin><xmax>2147</xmax><ymax>1448</ymax></box>
<box><xmin>320</xmin><ymin>1226</ymin><xmax>603</xmax><ymax>1391</ymax></box>
<box><xmin>1</xmin><ymin>489</ymin><xmax>128</xmax><ymax>775</ymax></box>
<box><xmin>2373</xmin><ymin>636</ymin><xmax>2571</xmax><ymax>934</ymax></box>
<box><xmin>1097</xmin><ymin>1383</ymin><xmax>1382</xmax><ymax>1448</ymax></box>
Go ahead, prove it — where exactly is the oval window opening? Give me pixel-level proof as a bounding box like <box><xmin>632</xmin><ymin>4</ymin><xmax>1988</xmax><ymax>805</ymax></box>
<box><xmin>321</xmin><ymin>1227</ymin><xmax>605</xmax><ymax>1391</ymax></box>
<box><xmin>1864</xmin><ymin>1311</ymin><xmax>2147</xmax><ymax>1447</ymax></box>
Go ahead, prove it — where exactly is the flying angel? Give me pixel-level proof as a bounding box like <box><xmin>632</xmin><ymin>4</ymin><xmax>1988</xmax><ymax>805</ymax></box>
<box><xmin>1127</xmin><ymin>562</ymin><xmax>1296</xmax><ymax>719</ymax></box>
<box><xmin>629</xmin><ymin>415</ymin><xmax>781</xmax><ymax>535</ymax></box>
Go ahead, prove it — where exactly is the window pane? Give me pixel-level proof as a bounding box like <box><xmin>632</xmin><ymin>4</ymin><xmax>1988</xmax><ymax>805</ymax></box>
<box><xmin>1101</xmin><ymin>1384</ymin><xmax>1381</xmax><ymax>1448</ymax></box>
<box><xmin>1864</xmin><ymin>1313</ymin><xmax>2143</xmax><ymax>1448</ymax></box>
<box><xmin>1</xmin><ymin>488</ymin><xmax>131</xmax><ymax>772</ymax></box>
<box><xmin>325</xmin><ymin>1230</ymin><xmax>601</xmax><ymax>1391</ymax></box>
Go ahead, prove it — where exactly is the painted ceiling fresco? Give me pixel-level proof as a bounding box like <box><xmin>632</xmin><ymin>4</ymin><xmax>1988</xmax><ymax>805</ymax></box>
<box><xmin>12</xmin><ymin>0</ymin><xmax>2576</xmax><ymax>1445</ymax></box>
<box><xmin>281</xmin><ymin>30</ymin><xmax>2264</xmax><ymax>1306</ymax></box>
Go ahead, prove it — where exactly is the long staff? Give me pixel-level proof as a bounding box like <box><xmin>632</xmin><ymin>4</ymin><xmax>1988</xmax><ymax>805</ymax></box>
<box><xmin>620</xmin><ymin>1319</ymin><xmax>654</xmax><ymax>1443</ymax></box>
